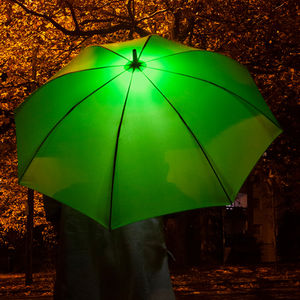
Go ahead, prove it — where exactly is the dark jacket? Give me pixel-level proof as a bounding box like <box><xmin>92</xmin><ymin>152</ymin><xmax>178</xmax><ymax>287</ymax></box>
<box><xmin>43</xmin><ymin>195</ymin><xmax>175</xmax><ymax>300</ymax></box>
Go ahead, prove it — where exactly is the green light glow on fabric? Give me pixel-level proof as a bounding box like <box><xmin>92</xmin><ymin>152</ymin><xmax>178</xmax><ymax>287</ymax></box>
<box><xmin>15</xmin><ymin>35</ymin><xmax>282</xmax><ymax>229</ymax></box>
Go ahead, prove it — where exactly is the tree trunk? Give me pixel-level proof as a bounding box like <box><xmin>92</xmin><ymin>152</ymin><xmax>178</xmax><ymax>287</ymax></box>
<box><xmin>25</xmin><ymin>188</ymin><xmax>34</xmax><ymax>285</ymax></box>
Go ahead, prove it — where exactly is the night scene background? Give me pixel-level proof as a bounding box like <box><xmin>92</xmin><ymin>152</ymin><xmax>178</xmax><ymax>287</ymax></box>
<box><xmin>0</xmin><ymin>0</ymin><xmax>299</xmax><ymax>299</ymax></box>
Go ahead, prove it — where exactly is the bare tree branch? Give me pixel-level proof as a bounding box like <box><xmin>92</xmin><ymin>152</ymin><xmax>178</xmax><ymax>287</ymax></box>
<box><xmin>187</xmin><ymin>17</ymin><xmax>195</xmax><ymax>46</ymax></box>
<box><xmin>8</xmin><ymin>0</ymin><xmax>149</xmax><ymax>37</ymax></box>
<box><xmin>132</xmin><ymin>0</ymin><xmax>135</xmax><ymax>18</ymax></box>
<box><xmin>127</xmin><ymin>0</ymin><xmax>135</xmax><ymax>22</ymax></box>
<box><xmin>137</xmin><ymin>9</ymin><xmax>168</xmax><ymax>23</ymax></box>
<box><xmin>172</xmin><ymin>9</ymin><xmax>181</xmax><ymax>40</ymax></box>
<box><xmin>10</xmin><ymin>0</ymin><xmax>76</xmax><ymax>36</ymax></box>
<box><xmin>65</xmin><ymin>0</ymin><xmax>80</xmax><ymax>31</ymax></box>
<box><xmin>80</xmin><ymin>18</ymin><xmax>114</xmax><ymax>26</ymax></box>
<box><xmin>134</xmin><ymin>26</ymin><xmax>150</xmax><ymax>37</ymax></box>
<box><xmin>8</xmin><ymin>0</ymin><xmax>151</xmax><ymax>39</ymax></box>
<box><xmin>126</xmin><ymin>0</ymin><xmax>135</xmax><ymax>39</ymax></box>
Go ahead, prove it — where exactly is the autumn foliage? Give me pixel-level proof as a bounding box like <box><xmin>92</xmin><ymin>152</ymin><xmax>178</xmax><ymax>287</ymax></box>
<box><xmin>0</xmin><ymin>0</ymin><xmax>298</xmax><ymax>258</ymax></box>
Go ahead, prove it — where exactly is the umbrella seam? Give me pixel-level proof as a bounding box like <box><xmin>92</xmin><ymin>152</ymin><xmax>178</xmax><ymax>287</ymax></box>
<box><xmin>18</xmin><ymin>70</ymin><xmax>126</xmax><ymax>184</ymax></box>
<box><xmin>141</xmin><ymin>71</ymin><xmax>233</xmax><ymax>205</ymax></box>
<box><xmin>97</xmin><ymin>45</ymin><xmax>131</xmax><ymax>61</ymax></box>
<box><xmin>109</xmin><ymin>71</ymin><xmax>134</xmax><ymax>231</ymax></box>
<box><xmin>146</xmin><ymin>67</ymin><xmax>281</xmax><ymax>129</ymax></box>
<box><xmin>138</xmin><ymin>35</ymin><xmax>152</xmax><ymax>60</ymax></box>
<box><xmin>49</xmin><ymin>65</ymin><xmax>125</xmax><ymax>84</ymax></box>
<box><xmin>144</xmin><ymin>49</ymin><xmax>201</xmax><ymax>63</ymax></box>
<box><xmin>14</xmin><ymin>66</ymin><xmax>124</xmax><ymax>114</ymax></box>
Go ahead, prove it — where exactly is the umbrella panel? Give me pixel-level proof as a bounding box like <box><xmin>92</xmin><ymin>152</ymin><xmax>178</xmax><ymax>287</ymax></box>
<box><xmin>20</xmin><ymin>71</ymin><xmax>131</xmax><ymax>227</ymax></box>
<box><xmin>16</xmin><ymin>67</ymin><xmax>125</xmax><ymax>180</ymax></box>
<box><xmin>50</xmin><ymin>46</ymin><xmax>128</xmax><ymax>81</ymax></box>
<box><xmin>146</xmin><ymin>51</ymin><xmax>279</xmax><ymax>126</ymax></box>
<box><xmin>112</xmin><ymin>71</ymin><xmax>228</xmax><ymax>228</ymax></box>
<box><xmin>142</xmin><ymin>68</ymin><xmax>281</xmax><ymax>201</ymax></box>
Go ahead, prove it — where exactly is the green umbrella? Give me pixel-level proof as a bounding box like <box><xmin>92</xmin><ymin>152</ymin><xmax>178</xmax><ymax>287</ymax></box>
<box><xmin>15</xmin><ymin>35</ymin><xmax>282</xmax><ymax>230</ymax></box>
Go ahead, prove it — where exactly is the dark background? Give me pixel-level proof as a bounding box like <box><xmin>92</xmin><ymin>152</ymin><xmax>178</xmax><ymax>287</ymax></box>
<box><xmin>0</xmin><ymin>0</ymin><xmax>299</xmax><ymax>273</ymax></box>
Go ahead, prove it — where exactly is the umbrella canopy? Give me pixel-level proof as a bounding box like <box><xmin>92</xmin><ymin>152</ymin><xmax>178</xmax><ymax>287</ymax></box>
<box><xmin>15</xmin><ymin>35</ymin><xmax>282</xmax><ymax>230</ymax></box>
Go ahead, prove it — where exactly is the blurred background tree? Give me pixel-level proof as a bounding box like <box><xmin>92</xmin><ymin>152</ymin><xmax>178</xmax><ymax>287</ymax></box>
<box><xmin>0</xmin><ymin>0</ymin><xmax>298</xmax><ymax>267</ymax></box>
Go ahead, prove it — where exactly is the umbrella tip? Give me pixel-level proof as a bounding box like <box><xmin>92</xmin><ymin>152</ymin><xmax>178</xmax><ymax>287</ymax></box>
<box><xmin>131</xmin><ymin>49</ymin><xmax>141</xmax><ymax>69</ymax></box>
<box><xmin>132</xmin><ymin>49</ymin><xmax>138</xmax><ymax>63</ymax></box>
<box><xmin>124</xmin><ymin>49</ymin><xmax>146</xmax><ymax>71</ymax></box>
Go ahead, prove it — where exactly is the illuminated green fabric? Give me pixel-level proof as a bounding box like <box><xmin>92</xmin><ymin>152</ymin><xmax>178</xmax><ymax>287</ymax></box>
<box><xmin>15</xmin><ymin>35</ymin><xmax>282</xmax><ymax>229</ymax></box>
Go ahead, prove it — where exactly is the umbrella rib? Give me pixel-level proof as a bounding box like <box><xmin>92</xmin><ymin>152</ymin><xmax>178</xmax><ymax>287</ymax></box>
<box><xmin>144</xmin><ymin>49</ymin><xmax>202</xmax><ymax>63</ymax></box>
<box><xmin>142</xmin><ymin>71</ymin><xmax>233</xmax><ymax>205</ymax></box>
<box><xmin>109</xmin><ymin>71</ymin><xmax>134</xmax><ymax>231</ymax></box>
<box><xmin>48</xmin><ymin>65</ymin><xmax>125</xmax><ymax>84</ymax></box>
<box><xmin>15</xmin><ymin>66</ymin><xmax>125</xmax><ymax>114</ymax></box>
<box><xmin>19</xmin><ymin>70</ymin><xmax>126</xmax><ymax>183</ymax></box>
<box><xmin>146</xmin><ymin>67</ymin><xmax>281</xmax><ymax>129</ymax></box>
<box><xmin>97</xmin><ymin>45</ymin><xmax>131</xmax><ymax>61</ymax></box>
<box><xmin>138</xmin><ymin>35</ymin><xmax>152</xmax><ymax>60</ymax></box>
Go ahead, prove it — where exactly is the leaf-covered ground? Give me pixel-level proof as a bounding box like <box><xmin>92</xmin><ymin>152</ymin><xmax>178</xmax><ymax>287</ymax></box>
<box><xmin>171</xmin><ymin>264</ymin><xmax>300</xmax><ymax>299</ymax></box>
<box><xmin>0</xmin><ymin>263</ymin><xmax>299</xmax><ymax>299</ymax></box>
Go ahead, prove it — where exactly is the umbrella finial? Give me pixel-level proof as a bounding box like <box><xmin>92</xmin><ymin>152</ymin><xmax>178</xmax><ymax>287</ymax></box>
<box><xmin>124</xmin><ymin>49</ymin><xmax>146</xmax><ymax>71</ymax></box>
<box><xmin>131</xmin><ymin>49</ymin><xmax>141</xmax><ymax>69</ymax></box>
<box><xmin>132</xmin><ymin>49</ymin><xmax>138</xmax><ymax>63</ymax></box>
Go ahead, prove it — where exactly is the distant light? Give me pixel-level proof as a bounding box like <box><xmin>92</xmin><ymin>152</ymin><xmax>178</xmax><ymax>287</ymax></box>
<box><xmin>226</xmin><ymin>193</ymin><xmax>247</xmax><ymax>209</ymax></box>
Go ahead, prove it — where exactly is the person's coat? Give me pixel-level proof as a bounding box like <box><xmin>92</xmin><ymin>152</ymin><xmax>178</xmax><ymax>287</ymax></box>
<box><xmin>43</xmin><ymin>195</ymin><xmax>175</xmax><ymax>300</ymax></box>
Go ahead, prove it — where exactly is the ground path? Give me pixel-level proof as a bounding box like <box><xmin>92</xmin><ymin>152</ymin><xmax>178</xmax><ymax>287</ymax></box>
<box><xmin>1</xmin><ymin>263</ymin><xmax>299</xmax><ymax>299</ymax></box>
